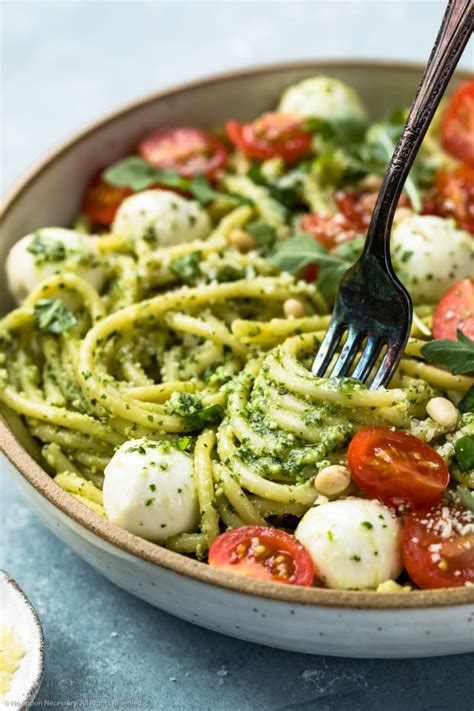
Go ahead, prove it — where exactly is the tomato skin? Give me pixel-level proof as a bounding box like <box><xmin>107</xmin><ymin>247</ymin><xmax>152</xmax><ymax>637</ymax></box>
<box><xmin>335</xmin><ymin>189</ymin><xmax>374</xmax><ymax>232</ymax></box>
<box><xmin>83</xmin><ymin>177</ymin><xmax>132</xmax><ymax>225</ymax></box>
<box><xmin>208</xmin><ymin>526</ymin><xmax>314</xmax><ymax>586</ymax></box>
<box><xmin>226</xmin><ymin>112</ymin><xmax>312</xmax><ymax>163</ymax></box>
<box><xmin>139</xmin><ymin>127</ymin><xmax>228</xmax><ymax>179</ymax></box>
<box><xmin>402</xmin><ymin>505</ymin><xmax>474</xmax><ymax>589</ymax></box>
<box><xmin>423</xmin><ymin>165</ymin><xmax>474</xmax><ymax>234</ymax></box>
<box><xmin>442</xmin><ymin>81</ymin><xmax>474</xmax><ymax>166</ymax></box>
<box><xmin>432</xmin><ymin>279</ymin><xmax>474</xmax><ymax>340</ymax></box>
<box><xmin>300</xmin><ymin>212</ymin><xmax>358</xmax><ymax>251</ymax></box>
<box><xmin>348</xmin><ymin>428</ymin><xmax>450</xmax><ymax>511</ymax></box>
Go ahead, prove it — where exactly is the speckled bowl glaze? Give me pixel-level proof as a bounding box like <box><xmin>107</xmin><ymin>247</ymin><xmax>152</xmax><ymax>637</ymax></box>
<box><xmin>0</xmin><ymin>572</ymin><xmax>45</xmax><ymax>709</ymax></box>
<box><xmin>1</xmin><ymin>61</ymin><xmax>473</xmax><ymax>659</ymax></box>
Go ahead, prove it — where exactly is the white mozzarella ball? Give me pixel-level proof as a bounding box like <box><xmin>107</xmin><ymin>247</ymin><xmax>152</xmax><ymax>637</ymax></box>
<box><xmin>103</xmin><ymin>438</ymin><xmax>199</xmax><ymax>541</ymax></box>
<box><xmin>112</xmin><ymin>190</ymin><xmax>211</xmax><ymax>247</ymax></box>
<box><xmin>278</xmin><ymin>75</ymin><xmax>367</xmax><ymax>121</ymax></box>
<box><xmin>391</xmin><ymin>215</ymin><xmax>473</xmax><ymax>304</ymax></box>
<box><xmin>6</xmin><ymin>228</ymin><xmax>106</xmax><ymax>304</ymax></box>
<box><xmin>295</xmin><ymin>498</ymin><xmax>402</xmax><ymax>590</ymax></box>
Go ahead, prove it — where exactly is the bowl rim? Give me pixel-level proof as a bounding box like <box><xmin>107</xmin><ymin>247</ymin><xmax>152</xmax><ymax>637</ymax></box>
<box><xmin>2</xmin><ymin>58</ymin><xmax>474</xmax><ymax>611</ymax></box>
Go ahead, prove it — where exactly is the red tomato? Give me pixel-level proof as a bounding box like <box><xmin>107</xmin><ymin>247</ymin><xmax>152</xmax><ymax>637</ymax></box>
<box><xmin>335</xmin><ymin>189</ymin><xmax>374</xmax><ymax>232</ymax></box>
<box><xmin>423</xmin><ymin>164</ymin><xmax>474</xmax><ymax>234</ymax></box>
<box><xmin>402</xmin><ymin>504</ymin><xmax>474</xmax><ymax>589</ymax></box>
<box><xmin>300</xmin><ymin>212</ymin><xmax>358</xmax><ymax>251</ymax></box>
<box><xmin>442</xmin><ymin>81</ymin><xmax>474</xmax><ymax>166</ymax></box>
<box><xmin>139</xmin><ymin>127</ymin><xmax>228</xmax><ymax>179</ymax></box>
<box><xmin>226</xmin><ymin>112</ymin><xmax>312</xmax><ymax>163</ymax></box>
<box><xmin>83</xmin><ymin>177</ymin><xmax>132</xmax><ymax>226</ymax></box>
<box><xmin>208</xmin><ymin>526</ymin><xmax>314</xmax><ymax>586</ymax></box>
<box><xmin>432</xmin><ymin>279</ymin><xmax>474</xmax><ymax>340</ymax></box>
<box><xmin>348</xmin><ymin>428</ymin><xmax>450</xmax><ymax>511</ymax></box>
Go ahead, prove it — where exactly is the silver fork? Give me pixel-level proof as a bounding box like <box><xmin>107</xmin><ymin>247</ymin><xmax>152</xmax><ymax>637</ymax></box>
<box><xmin>312</xmin><ymin>0</ymin><xmax>473</xmax><ymax>389</ymax></box>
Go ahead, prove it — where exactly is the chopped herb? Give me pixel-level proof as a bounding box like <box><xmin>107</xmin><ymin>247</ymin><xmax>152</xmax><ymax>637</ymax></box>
<box><xmin>454</xmin><ymin>435</ymin><xmax>474</xmax><ymax>472</ymax></box>
<box><xmin>361</xmin><ymin>521</ymin><xmax>373</xmax><ymax>530</ymax></box>
<box><xmin>170</xmin><ymin>251</ymin><xmax>201</xmax><ymax>284</ymax></box>
<box><xmin>149</xmin><ymin>484</ymin><xmax>156</xmax><ymax>492</ymax></box>
<box><xmin>145</xmin><ymin>498</ymin><xmax>154</xmax><ymax>506</ymax></box>
<box><xmin>458</xmin><ymin>486</ymin><xmax>474</xmax><ymax>513</ymax></box>
<box><xmin>173</xmin><ymin>436</ymin><xmax>190</xmax><ymax>451</ymax></box>
<box><xmin>350</xmin><ymin>555</ymin><xmax>361</xmax><ymax>562</ymax></box>
<box><xmin>459</xmin><ymin>385</ymin><xmax>474</xmax><ymax>414</ymax></box>
<box><xmin>27</xmin><ymin>234</ymin><xmax>66</xmax><ymax>262</ymax></box>
<box><xmin>421</xmin><ymin>330</ymin><xmax>474</xmax><ymax>375</ymax></box>
<box><xmin>33</xmin><ymin>299</ymin><xmax>77</xmax><ymax>334</ymax></box>
<box><xmin>184</xmin><ymin>404</ymin><xmax>225</xmax><ymax>429</ymax></box>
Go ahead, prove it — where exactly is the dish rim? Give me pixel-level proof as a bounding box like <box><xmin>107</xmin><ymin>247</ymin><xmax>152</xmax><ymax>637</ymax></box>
<box><xmin>2</xmin><ymin>58</ymin><xmax>474</xmax><ymax>611</ymax></box>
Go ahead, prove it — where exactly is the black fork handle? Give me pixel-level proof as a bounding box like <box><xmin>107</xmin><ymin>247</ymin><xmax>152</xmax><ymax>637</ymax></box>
<box><xmin>363</xmin><ymin>0</ymin><xmax>473</xmax><ymax>263</ymax></box>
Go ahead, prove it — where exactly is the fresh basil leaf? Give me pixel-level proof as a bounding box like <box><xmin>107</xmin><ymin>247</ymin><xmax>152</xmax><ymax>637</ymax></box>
<box><xmin>246</xmin><ymin>221</ymin><xmax>277</xmax><ymax>250</ymax></box>
<box><xmin>304</xmin><ymin>116</ymin><xmax>368</xmax><ymax>146</ymax></box>
<box><xmin>459</xmin><ymin>385</ymin><xmax>474</xmax><ymax>414</ymax></box>
<box><xmin>454</xmin><ymin>435</ymin><xmax>474</xmax><ymax>472</ymax></box>
<box><xmin>170</xmin><ymin>251</ymin><xmax>201</xmax><ymax>284</ymax></box>
<box><xmin>184</xmin><ymin>404</ymin><xmax>225</xmax><ymax>429</ymax></box>
<box><xmin>33</xmin><ymin>299</ymin><xmax>77</xmax><ymax>334</ymax></box>
<box><xmin>246</xmin><ymin>165</ymin><xmax>299</xmax><ymax>211</ymax></box>
<box><xmin>269</xmin><ymin>232</ymin><xmax>353</xmax><ymax>296</ymax></box>
<box><xmin>105</xmin><ymin>157</ymin><xmax>186</xmax><ymax>192</ymax></box>
<box><xmin>458</xmin><ymin>486</ymin><xmax>474</xmax><ymax>513</ymax></box>
<box><xmin>367</xmin><ymin>124</ymin><xmax>422</xmax><ymax>212</ymax></box>
<box><xmin>27</xmin><ymin>234</ymin><xmax>66</xmax><ymax>262</ymax></box>
<box><xmin>421</xmin><ymin>330</ymin><xmax>474</xmax><ymax>375</ymax></box>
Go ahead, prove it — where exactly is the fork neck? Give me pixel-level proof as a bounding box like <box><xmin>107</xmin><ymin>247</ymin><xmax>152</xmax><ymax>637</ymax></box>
<box><xmin>362</xmin><ymin>0</ymin><xmax>473</xmax><ymax>265</ymax></box>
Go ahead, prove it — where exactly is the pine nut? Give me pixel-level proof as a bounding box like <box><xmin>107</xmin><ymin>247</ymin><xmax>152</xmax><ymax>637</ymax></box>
<box><xmin>228</xmin><ymin>229</ymin><xmax>256</xmax><ymax>252</ymax></box>
<box><xmin>426</xmin><ymin>397</ymin><xmax>458</xmax><ymax>430</ymax></box>
<box><xmin>314</xmin><ymin>465</ymin><xmax>351</xmax><ymax>496</ymax></box>
<box><xmin>283</xmin><ymin>298</ymin><xmax>306</xmax><ymax>319</ymax></box>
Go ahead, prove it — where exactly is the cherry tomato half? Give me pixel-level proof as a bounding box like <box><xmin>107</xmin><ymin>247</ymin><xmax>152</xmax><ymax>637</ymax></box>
<box><xmin>432</xmin><ymin>279</ymin><xmax>474</xmax><ymax>341</ymax></box>
<box><xmin>139</xmin><ymin>127</ymin><xmax>228</xmax><ymax>179</ymax></box>
<box><xmin>300</xmin><ymin>212</ymin><xmax>358</xmax><ymax>252</ymax></box>
<box><xmin>83</xmin><ymin>177</ymin><xmax>132</xmax><ymax>226</ymax></box>
<box><xmin>402</xmin><ymin>504</ymin><xmax>474</xmax><ymax>589</ymax></box>
<box><xmin>423</xmin><ymin>164</ymin><xmax>474</xmax><ymax>234</ymax></box>
<box><xmin>442</xmin><ymin>80</ymin><xmax>474</xmax><ymax>166</ymax></box>
<box><xmin>208</xmin><ymin>526</ymin><xmax>314</xmax><ymax>586</ymax></box>
<box><xmin>226</xmin><ymin>112</ymin><xmax>312</xmax><ymax>164</ymax></box>
<box><xmin>348</xmin><ymin>428</ymin><xmax>450</xmax><ymax>511</ymax></box>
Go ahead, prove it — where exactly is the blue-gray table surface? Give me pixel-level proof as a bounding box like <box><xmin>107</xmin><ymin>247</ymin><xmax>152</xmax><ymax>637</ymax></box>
<box><xmin>2</xmin><ymin>2</ymin><xmax>473</xmax><ymax>710</ymax></box>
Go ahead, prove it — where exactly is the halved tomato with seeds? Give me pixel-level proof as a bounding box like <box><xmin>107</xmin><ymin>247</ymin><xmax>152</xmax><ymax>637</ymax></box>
<box><xmin>432</xmin><ymin>279</ymin><xmax>474</xmax><ymax>340</ymax></box>
<box><xmin>348</xmin><ymin>427</ymin><xmax>450</xmax><ymax>511</ymax></box>
<box><xmin>423</xmin><ymin>165</ymin><xmax>474</xmax><ymax>234</ymax></box>
<box><xmin>139</xmin><ymin>127</ymin><xmax>228</xmax><ymax>179</ymax></box>
<box><xmin>208</xmin><ymin>526</ymin><xmax>314</xmax><ymax>586</ymax></box>
<box><xmin>442</xmin><ymin>81</ymin><xmax>474</xmax><ymax>166</ymax></box>
<box><xmin>83</xmin><ymin>177</ymin><xmax>132</xmax><ymax>226</ymax></box>
<box><xmin>226</xmin><ymin>112</ymin><xmax>312</xmax><ymax>163</ymax></box>
<box><xmin>402</xmin><ymin>504</ymin><xmax>474</xmax><ymax>588</ymax></box>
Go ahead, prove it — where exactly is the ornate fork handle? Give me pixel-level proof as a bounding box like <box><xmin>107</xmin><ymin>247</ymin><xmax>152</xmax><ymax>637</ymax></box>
<box><xmin>365</xmin><ymin>0</ymin><xmax>473</xmax><ymax>261</ymax></box>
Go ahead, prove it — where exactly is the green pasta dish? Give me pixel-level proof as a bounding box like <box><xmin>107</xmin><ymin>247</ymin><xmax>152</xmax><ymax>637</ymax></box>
<box><xmin>1</xmin><ymin>75</ymin><xmax>473</xmax><ymax>592</ymax></box>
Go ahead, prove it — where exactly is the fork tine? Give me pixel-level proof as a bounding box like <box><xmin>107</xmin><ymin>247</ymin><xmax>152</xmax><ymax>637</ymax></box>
<box><xmin>330</xmin><ymin>329</ymin><xmax>363</xmax><ymax>378</ymax></box>
<box><xmin>352</xmin><ymin>338</ymin><xmax>384</xmax><ymax>384</ymax></box>
<box><xmin>311</xmin><ymin>320</ymin><xmax>344</xmax><ymax>377</ymax></box>
<box><xmin>370</xmin><ymin>342</ymin><xmax>403</xmax><ymax>389</ymax></box>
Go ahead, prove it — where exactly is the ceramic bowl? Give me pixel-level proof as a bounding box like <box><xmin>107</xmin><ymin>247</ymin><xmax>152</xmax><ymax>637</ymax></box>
<box><xmin>1</xmin><ymin>60</ymin><xmax>473</xmax><ymax>659</ymax></box>
<box><xmin>0</xmin><ymin>572</ymin><xmax>45</xmax><ymax>709</ymax></box>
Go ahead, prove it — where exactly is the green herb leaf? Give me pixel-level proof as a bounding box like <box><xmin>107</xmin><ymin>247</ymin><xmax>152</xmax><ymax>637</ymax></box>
<box><xmin>458</xmin><ymin>486</ymin><xmax>474</xmax><ymax>513</ymax></box>
<box><xmin>105</xmin><ymin>157</ymin><xmax>246</xmax><ymax>207</ymax></box>
<box><xmin>33</xmin><ymin>299</ymin><xmax>77</xmax><ymax>334</ymax></box>
<box><xmin>304</xmin><ymin>116</ymin><xmax>368</xmax><ymax>146</ymax></box>
<box><xmin>246</xmin><ymin>221</ymin><xmax>277</xmax><ymax>251</ymax></box>
<box><xmin>170</xmin><ymin>251</ymin><xmax>201</xmax><ymax>284</ymax></box>
<box><xmin>184</xmin><ymin>404</ymin><xmax>225</xmax><ymax>429</ymax></box>
<box><xmin>269</xmin><ymin>232</ymin><xmax>353</xmax><ymax>295</ymax></box>
<box><xmin>459</xmin><ymin>385</ymin><xmax>474</xmax><ymax>414</ymax></box>
<box><xmin>27</xmin><ymin>234</ymin><xmax>66</xmax><ymax>262</ymax></box>
<box><xmin>246</xmin><ymin>165</ymin><xmax>299</xmax><ymax>211</ymax></box>
<box><xmin>173</xmin><ymin>436</ymin><xmax>191</xmax><ymax>451</ymax></box>
<box><xmin>454</xmin><ymin>435</ymin><xmax>474</xmax><ymax>472</ymax></box>
<box><xmin>421</xmin><ymin>330</ymin><xmax>474</xmax><ymax>375</ymax></box>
